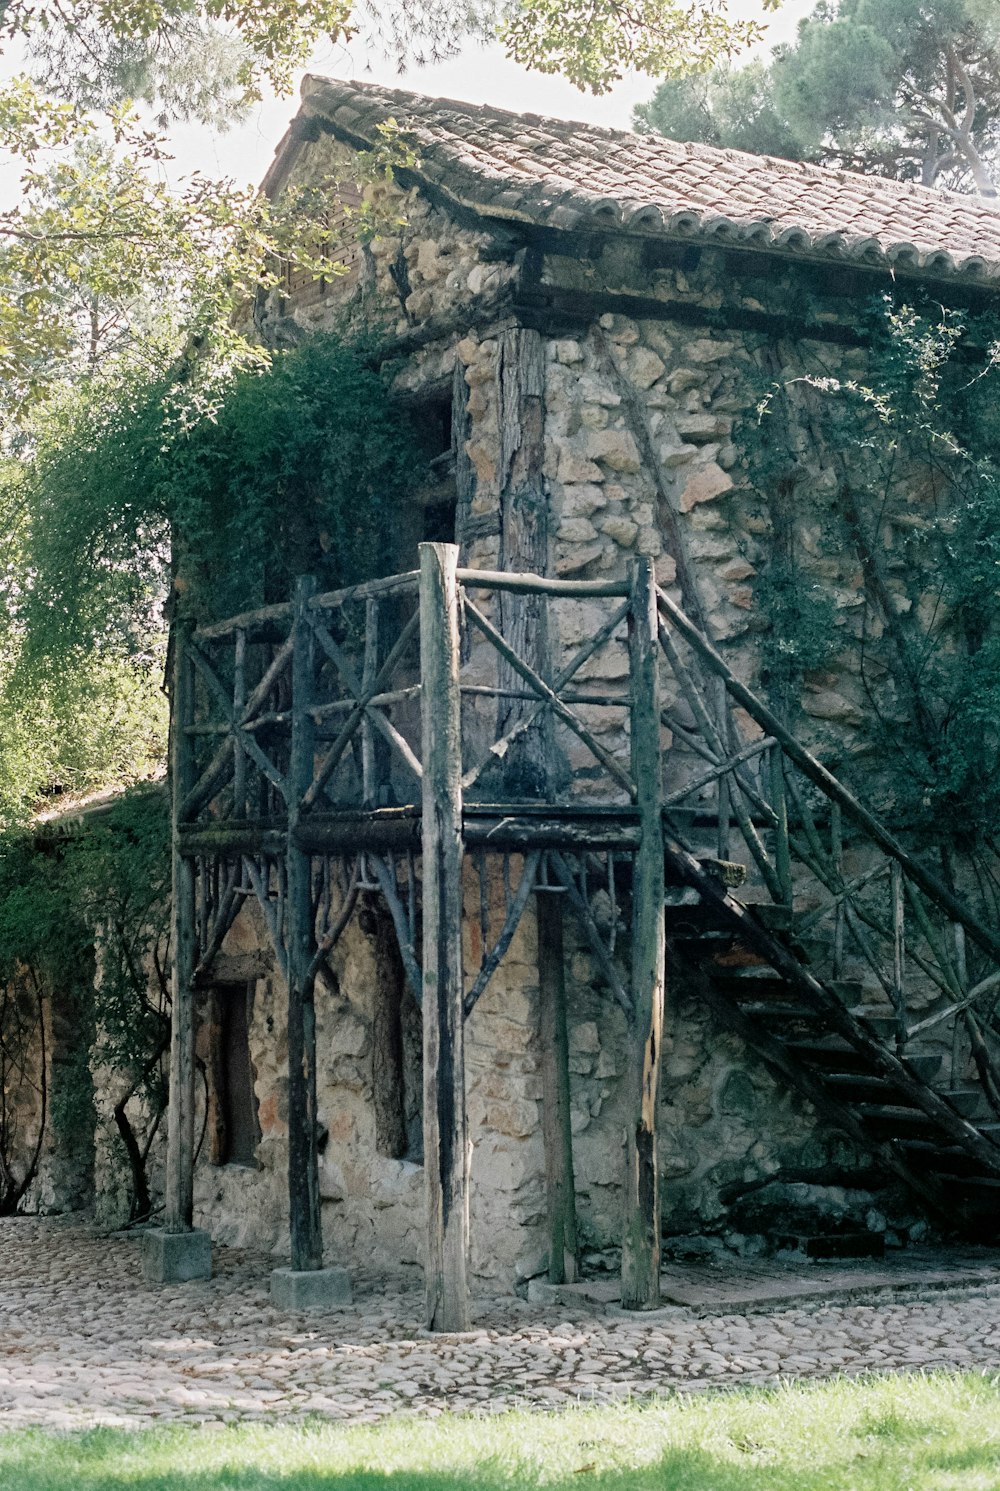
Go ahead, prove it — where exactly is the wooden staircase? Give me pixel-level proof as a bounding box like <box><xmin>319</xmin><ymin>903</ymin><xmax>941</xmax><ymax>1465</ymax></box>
<box><xmin>643</xmin><ymin>585</ymin><xmax>1000</xmax><ymax>1242</ymax></box>
<box><xmin>662</xmin><ymin>850</ymin><xmax>1000</xmax><ymax>1241</ymax></box>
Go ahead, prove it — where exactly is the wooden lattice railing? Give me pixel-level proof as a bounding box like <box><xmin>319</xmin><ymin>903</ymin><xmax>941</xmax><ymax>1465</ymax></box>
<box><xmin>653</xmin><ymin>584</ymin><xmax>1000</xmax><ymax>1098</ymax></box>
<box><xmin>165</xmin><ymin>544</ymin><xmax>1000</xmax><ymax>1331</ymax></box>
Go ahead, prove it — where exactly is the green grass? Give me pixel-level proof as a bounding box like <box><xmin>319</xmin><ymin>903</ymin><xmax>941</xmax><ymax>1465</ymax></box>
<box><xmin>3</xmin><ymin>1372</ymin><xmax>1000</xmax><ymax>1490</ymax></box>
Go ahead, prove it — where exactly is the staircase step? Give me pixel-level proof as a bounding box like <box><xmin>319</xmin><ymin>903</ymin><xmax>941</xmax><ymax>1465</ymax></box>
<box><xmin>663</xmin><ymin>903</ymin><xmax>734</xmax><ymax>934</ymax></box>
<box><xmin>854</xmin><ymin>1103</ymin><xmax>939</xmax><ymax>1134</ymax></box>
<box><xmin>737</xmin><ymin>1002</ymin><xmax>826</xmax><ymax>1023</ymax></box>
<box><xmin>821</xmin><ymin>1072</ymin><xmax>908</xmax><ymax>1100</ymax></box>
<box><xmin>938</xmin><ymin>1176</ymin><xmax>1000</xmax><ymax>1213</ymax></box>
<box><xmin>782</xmin><ymin>1036</ymin><xmax>871</xmax><ymax>1071</ymax></box>
<box><xmin>943</xmin><ymin>1087</ymin><xmax>991</xmax><ymax>1121</ymax></box>
<box><xmin>748</xmin><ymin>903</ymin><xmax>795</xmax><ymax>933</ymax></box>
<box><xmin>901</xmin><ymin>1053</ymin><xmax>945</xmax><ymax>1083</ymax></box>
<box><xmin>849</xmin><ymin>1008</ymin><xmax>904</xmax><ymax>1041</ymax></box>
<box><xmin>899</xmin><ymin>1139</ymin><xmax>1000</xmax><ymax>1178</ymax></box>
<box><xmin>782</xmin><ymin>1040</ymin><xmax>943</xmax><ymax>1086</ymax></box>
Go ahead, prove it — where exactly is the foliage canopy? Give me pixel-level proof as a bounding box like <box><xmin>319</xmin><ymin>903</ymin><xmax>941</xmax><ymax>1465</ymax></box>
<box><xmin>637</xmin><ymin>0</ymin><xmax>1000</xmax><ymax>193</ymax></box>
<box><xmin>1</xmin><ymin>333</ymin><xmax>427</xmax><ymax>824</ymax></box>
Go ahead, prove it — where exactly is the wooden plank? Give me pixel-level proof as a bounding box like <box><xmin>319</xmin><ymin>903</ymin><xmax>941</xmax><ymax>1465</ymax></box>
<box><xmin>286</xmin><ymin>575</ymin><xmax>323</xmax><ymax>1273</ymax></box>
<box><xmin>538</xmin><ymin>889</ymin><xmax>579</xmax><ymax>1285</ymax></box>
<box><xmin>165</xmin><ymin>624</ymin><xmax>198</xmax><ymax>1233</ymax></box>
<box><xmin>622</xmin><ymin>556</ymin><xmax>666</xmax><ymax>1310</ymax></box>
<box><xmin>457</xmin><ymin>569</ymin><xmax>629</xmax><ymax>598</ymax></box>
<box><xmin>419</xmin><ymin>542</ymin><xmax>470</xmax><ymax>1332</ymax></box>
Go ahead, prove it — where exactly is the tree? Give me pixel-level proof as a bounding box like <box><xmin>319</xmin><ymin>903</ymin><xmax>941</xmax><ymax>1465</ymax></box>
<box><xmin>636</xmin><ymin>0</ymin><xmax>1000</xmax><ymax>195</ymax></box>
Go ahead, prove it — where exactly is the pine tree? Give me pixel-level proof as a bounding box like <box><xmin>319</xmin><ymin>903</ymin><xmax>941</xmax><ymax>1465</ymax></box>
<box><xmin>636</xmin><ymin>0</ymin><xmax>1000</xmax><ymax>196</ymax></box>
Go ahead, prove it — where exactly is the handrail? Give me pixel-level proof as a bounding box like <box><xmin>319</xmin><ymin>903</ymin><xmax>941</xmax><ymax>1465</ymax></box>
<box><xmin>656</xmin><ymin>583</ymin><xmax>1000</xmax><ymax>967</ymax></box>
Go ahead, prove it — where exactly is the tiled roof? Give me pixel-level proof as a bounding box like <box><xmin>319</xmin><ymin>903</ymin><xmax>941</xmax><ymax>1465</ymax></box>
<box><xmin>287</xmin><ymin>75</ymin><xmax>1000</xmax><ymax>286</ymax></box>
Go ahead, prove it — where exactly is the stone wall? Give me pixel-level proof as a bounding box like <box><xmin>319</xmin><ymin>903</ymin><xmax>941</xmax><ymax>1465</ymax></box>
<box><xmin>131</xmin><ymin>152</ymin><xmax>970</xmax><ymax>1276</ymax></box>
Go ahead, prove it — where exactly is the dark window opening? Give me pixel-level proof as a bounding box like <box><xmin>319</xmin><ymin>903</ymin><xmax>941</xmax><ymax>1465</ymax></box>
<box><xmin>203</xmin><ymin>983</ymin><xmax>260</xmax><ymax>1168</ymax></box>
<box><xmin>417</xmin><ymin>388</ymin><xmax>458</xmax><ymax>548</ymax></box>
<box><xmin>361</xmin><ymin>895</ymin><xmax>423</xmax><ymax>1163</ymax></box>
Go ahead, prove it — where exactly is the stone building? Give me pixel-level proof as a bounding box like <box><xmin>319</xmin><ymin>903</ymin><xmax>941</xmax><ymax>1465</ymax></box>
<box><xmin>14</xmin><ymin>79</ymin><xmax>1000</xmax><ymax>1318</ymax></box>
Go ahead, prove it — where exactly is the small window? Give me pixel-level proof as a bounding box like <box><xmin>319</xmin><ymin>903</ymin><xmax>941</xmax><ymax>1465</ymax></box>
<box><xmin>421</xmin><ymin>391</ymin><xmax>457</xmax><ymax>546</ymax></box>
<box><xmin>203</xmin><ymin>984</ymin><xmax>260</xmax><ymax>1167</ymax></box>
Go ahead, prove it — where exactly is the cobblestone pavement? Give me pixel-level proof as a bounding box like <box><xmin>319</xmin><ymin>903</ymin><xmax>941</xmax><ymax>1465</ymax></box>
<box><xmin>3</xmin><ymin>1217</ymin><xmax>1000</xmax><ymax>1430</ymax></box>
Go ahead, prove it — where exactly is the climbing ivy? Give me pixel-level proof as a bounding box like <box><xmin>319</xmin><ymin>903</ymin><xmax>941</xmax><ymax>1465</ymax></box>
<box><xmin>0</xmin><ymin>786</ymin><xmax>171</xmax><ymax>1220</ymax></box>
<box><xmin>2</xmin><ymin>331</ymin><xmax>430</xmax><ymax>824</ymax></box>
<box><xmin>735</xmin><ymin>294</ymin><xmax>1000</xmax><ymax>882</ymax></box>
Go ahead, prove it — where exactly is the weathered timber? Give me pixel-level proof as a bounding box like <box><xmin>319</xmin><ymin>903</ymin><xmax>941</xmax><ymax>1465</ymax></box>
<box><xmin>419</xmin><ymin>543</ymin><xmax>470</xmax><ymax>1332</ymax></box>
<box><xmin>194</xmin><ymin>600</ymin><xmax>293</xmax><ymax>642</ymax></box>
<box><xmin>369</xmin><ymin>854</ymin><xmax>422</xmax><ymax>1002</ymax></box>
<box><xmin>362</xmin><ymin>598</ymin><xmax>378</xmax><ymax>804</ymax></box>
<box><xmin>233</xmin><ymin>629</ymin><xmax>247</xmax><ymax>818</ymax></box>
<box><xmin>461</xmin><ymin>599</ymin><xmax>630</xmax><ymax>797</ymax></box>
<box><xmin>593</xmin><ymin>327</ymin><xmax>712</xmax><ymax>637</ymax></box>
<box><xmin>538</xmin><ymin>888</ymin><xmax>579</xmax><ymax>1285</ymax></box>
<box><xmin>622</xmin><ymin>556</ymin><xmax>665</xmax><ymax>1311</ymax></box>
<box><xmin>364</xmin><ymin>894</ymin><xmax>408</xmax><ymax>1159</ymax></box>
<box><xmin>658</xmin><ymin>621</ymin><xmax>782</xmax><ymax>901</ymax></box>
<box><xmin>452</xmin><ymin>359</ymin><xmax>476</xmax><ymax>567</ymax></box>
<box><xmin>307</xmin><ymin>866</ymin><xmax>361</xmax><ymax>982</ymax></box>
<box><xmin>690</xmin><ymin>965</ymin><xmax>961</xmax><ymax>1230</ymax></box>
<box><xmin>179</xmin><ymin>824</ymin><xmax>288</xmax><ymax>857</ymax></box>
<box><xmin>662</xmin><ymin>832</ymin><xmax>1000</xmax><ymax>1177</ymax></box>
<box><xmin>456</xmin><ymin>569</ymin><xmax>629</xmax><ymax>598</ymax></box>
<box><xmin>495</xmin><ymin>327</ymin><xmax>551</xmax><ymax>795</ymax></box>
<box><xmin>311</xmin><ymin>570</ymin><xmax>419</xmax><ymax>613</ymax></box>
<box><xmin>301</xmin><ymin>611</ymin><xmax>420</xmax><ymax>812</ymax></box>
<box><xmin>464</xmin><ymin>851</ymin><xmax>541</xmax><ymax>1016</ymax></box>
<box><xmin>656</xmin><ymin>584</ymin><xmax>1000</xmax><ymax>967</ymax></box>
<box><xmin>464</xmin><ymin>597</ymin><xmax>636</xmax><ymax>798</ymax></box>
<box><xmin>771</xmin><ymin>747</ymin><xmax>793</xmax><ymax>908</ymax></box>
<box><xmin>662</xmin><ymin>736</ymin><xmax>774</xmax><ymax>807</ymax></box>
<box><xmin>287</xmin><ymin>576</ymin><xmax>323</xmax><ymax>1273</ymax></box>
<box><xmin>166</xmin><ymin>624</ymin><xmax>198</xmax><ymax>1232</ymax></box>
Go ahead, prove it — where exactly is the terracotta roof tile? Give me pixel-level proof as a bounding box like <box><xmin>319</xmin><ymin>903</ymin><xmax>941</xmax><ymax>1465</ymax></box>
<box><xmin>288</xmin><ymin>76</ymin><xmax>1000</xmax><ymax>285</ymax></box>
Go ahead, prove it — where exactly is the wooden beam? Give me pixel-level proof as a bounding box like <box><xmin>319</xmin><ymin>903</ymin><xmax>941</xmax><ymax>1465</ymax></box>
<box><xmin>538</xmin><ymin>889</ymin><xmax>579</xmax><ymax>1285</ymax></box>
<box><xmin>165</xmin><ymin>623</ymin><xmax>198</xmax><ymax>1232</ymax></box>
<box><xmin>622</xmin><ymin>555</ymin><xmax>666</xmax><ymax>1311</ymax></box>
<box><xmin>494</xmin><ymin>327</ymin><xmax>551</xmax><ymax>794</ymax></box>
<box><xmin>286</xmin><ymin>575</ymin><xmax>324</xmax><ymax>1273</ymax></box>
<box><xmin>419</xmin><ymin>542</ymin><xmax>471</xmax><ymax>1331</ymax></box>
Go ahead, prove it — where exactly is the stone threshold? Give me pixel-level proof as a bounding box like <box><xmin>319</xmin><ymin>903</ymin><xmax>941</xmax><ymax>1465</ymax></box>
<box><xmin>528</xmin><ymin>1246</ymin><xmax>1000</xmax><ymax>1316</ymax></box>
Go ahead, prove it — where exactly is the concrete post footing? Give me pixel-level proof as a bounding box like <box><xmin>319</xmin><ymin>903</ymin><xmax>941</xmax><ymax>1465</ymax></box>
<box><xmin>142</xmin><ymin>1227</ymin><xmax>213</xmax><ymax>1283</ymax></box>
<box><xmin>269</xmin><ymin>1266</ymin><xmax>353</xmax><ymax>1310</ymax></box>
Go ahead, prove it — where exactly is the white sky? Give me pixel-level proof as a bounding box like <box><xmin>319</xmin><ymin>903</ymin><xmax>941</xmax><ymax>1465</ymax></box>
<box><xmin>1</xmin><ymin>0</ymin><xmax>816</xmax><ymax>201</ymax></box>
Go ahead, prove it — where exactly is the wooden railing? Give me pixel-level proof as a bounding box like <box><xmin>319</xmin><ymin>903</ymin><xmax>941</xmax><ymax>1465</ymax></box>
<box><xmin>165</xmin><ymin>545</ymin><xmax>1000</xmax><ymax>1329</ymax></box>
<box><xmin>654</xmin><ymin>583</ymin><xmax>1000</xmax><ymax>1100</ymax></box>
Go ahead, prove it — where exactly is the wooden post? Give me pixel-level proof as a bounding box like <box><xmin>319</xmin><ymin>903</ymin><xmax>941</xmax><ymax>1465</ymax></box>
<box><xmin>287</xmin><ymin>575</ymin><xmax>323</xmax><ymax>1272</ymax></box>
<box><xmin>831</xmin><ymin>802</ymin><xmax>845</xmax><ymax>979</ymax></box>
<box><xmin>537</xmin><ymin>885</ymin><xmax>578</xmax><ymax>1284</ymax></box>
<box><xmin>166</xmin><ymin>622</ymin><xmax>197</xmax><ymax>1232</ymax></box>
<box><xmin>891</xmin><ymin>860</ymin><xmax>906</xmax><ymax>1056</ymax></box>
<box><xmin>494</xmin><ymin>327</ymin><xmax>551</xmax><ymax>793</ymax></box>
<box><xmin>770</xmin><ymin>745</ymin><xmax>792</xmax><ymax>907</ymax></box>
<box><xmin>419</xmin><ymin>542</ymin><xmax>470</xmax><ymax>1331</ymax></box>
<box><xmin>622</xmin><ymin>555</ymin><xmax>666</xmax><ymax>1310</ymax></box>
